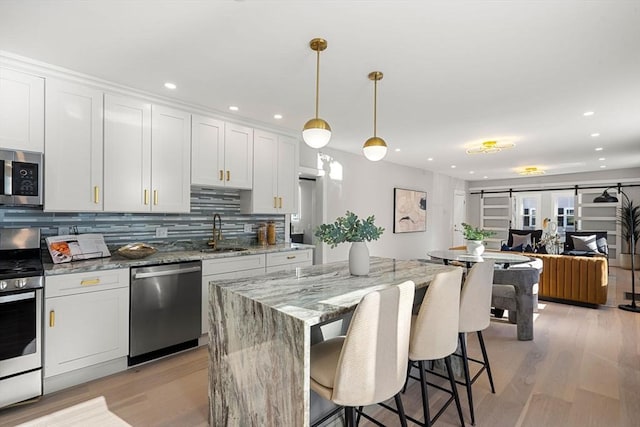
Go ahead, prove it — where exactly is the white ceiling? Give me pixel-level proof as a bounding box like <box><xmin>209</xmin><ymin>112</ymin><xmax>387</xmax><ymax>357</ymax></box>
<box><xmin>1</xmin><ymin>0</ymin><xmax>639</xmax><ymax>181</ymax></box>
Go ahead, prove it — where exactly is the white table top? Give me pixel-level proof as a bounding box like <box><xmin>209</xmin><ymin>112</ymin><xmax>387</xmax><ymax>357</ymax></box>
<box><xmin>428</xmin><ymin>249</ymin><xmax>532</xmax><ymax>265</ymax></box>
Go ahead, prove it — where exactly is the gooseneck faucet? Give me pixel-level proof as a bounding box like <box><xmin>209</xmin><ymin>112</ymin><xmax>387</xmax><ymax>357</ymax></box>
<box><xmin>209</xmin><ymin>214</ymin><xmax>222</xmax><ymax>249</ymax></box>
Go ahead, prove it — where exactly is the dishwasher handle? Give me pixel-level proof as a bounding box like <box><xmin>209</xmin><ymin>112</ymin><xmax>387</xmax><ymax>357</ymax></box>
<box><xmin>133</xmin><ymin>265</ymin><xmax>201</xmax><ymax>280</ymax></box>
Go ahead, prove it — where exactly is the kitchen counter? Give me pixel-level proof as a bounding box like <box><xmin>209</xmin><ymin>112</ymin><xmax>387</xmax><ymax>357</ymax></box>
<box><xmin>44</xmin><ymin>243</ymin><xmax>314</xmax><ymax>276</ymax></box>
<box><xmin>208</xmin><ymin>257</ymin><xmax>458</xmax><ymax>426</ymax></box>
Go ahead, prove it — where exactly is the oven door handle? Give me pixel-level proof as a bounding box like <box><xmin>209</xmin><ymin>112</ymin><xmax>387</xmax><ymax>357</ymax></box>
<box><xmin>0</xmin><ymin>291</ymin><xmax>35</xmax><ymax>303</ymax></box>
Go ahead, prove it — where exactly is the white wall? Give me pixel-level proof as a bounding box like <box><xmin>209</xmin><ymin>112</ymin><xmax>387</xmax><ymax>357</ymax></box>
<box><xmin>309</xmin><ymin>146</ymin><xmax>467</xmax><ymax>263</ymax></box>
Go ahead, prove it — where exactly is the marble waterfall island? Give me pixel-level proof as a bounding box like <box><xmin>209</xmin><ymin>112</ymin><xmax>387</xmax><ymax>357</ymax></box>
<box><xmin>208</xmin><ymin>257</ymin><xmax>458</xmax><ymax>426</ymax></box>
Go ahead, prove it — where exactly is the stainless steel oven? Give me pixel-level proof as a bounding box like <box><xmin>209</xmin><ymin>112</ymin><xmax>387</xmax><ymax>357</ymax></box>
<box><xmin>0</xmin><ymin>228</ymin><xmax>44</xmax><ymax>409</ymax></box>
<box><xmin>0</xmin><ymin>149</ymin><xmax>43</xmax><ymax>206</ymax></box>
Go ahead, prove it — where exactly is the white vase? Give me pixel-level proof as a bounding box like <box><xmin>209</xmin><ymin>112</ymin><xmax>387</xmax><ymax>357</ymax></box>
<box><xmin>466</xmin><ymin>240</ymin><xmax>485</xmax><ymax>256</ymax></box>
<box><xmin>349</xmin><ymin>241</ymin><xmax>370</xmax><ymax>276</ymax></box>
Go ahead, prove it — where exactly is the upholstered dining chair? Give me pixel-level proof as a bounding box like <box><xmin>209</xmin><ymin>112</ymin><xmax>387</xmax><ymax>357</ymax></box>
<box><xmin>457</xmin><ymin>261</ymin><xmax>496</xmax><ymax>425</ymax></box>
<box><xmin>310</xmin><ymin>280</ymin><xmax>416</xmax><ymax>427</ymax></box>
<box><xmin>407</xmin><ymin>268</ymin><xmax>466</xmax><ymax>427</ymax></box>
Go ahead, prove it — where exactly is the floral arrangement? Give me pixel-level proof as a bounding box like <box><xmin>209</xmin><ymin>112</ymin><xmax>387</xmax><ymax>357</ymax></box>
<box><xmin>460</xmin><ymin>223</ymin><xmax>495</xmax><ymax>241</ymax></box>
<box><xmin>539</xmin><ymin>218</ymin><xmax>561</xmax><ymax>253</ymax></box>
<box><xmin>315</xmin><ymin>211</ymin><xmax>384</xmax><ymax>248</ymax></box>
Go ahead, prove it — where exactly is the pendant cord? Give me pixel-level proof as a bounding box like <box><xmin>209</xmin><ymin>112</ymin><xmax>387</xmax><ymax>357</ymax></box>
<box><xmin>315</xmin><ymin>49</ymin><xmax>320</xmax><ymax>119</ymax></box>
<box><xmin>373</xmin><ymin>78</ymin><xmax>378</xmax><ymax>137</ymax></box>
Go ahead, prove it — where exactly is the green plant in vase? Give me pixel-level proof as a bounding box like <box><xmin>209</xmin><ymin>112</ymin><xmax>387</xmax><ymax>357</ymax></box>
<box><xmin>460</xmin><ymin>223</ymin><xmax>495</xmax><ymax>256</ymax></box>
<box><xmin>315</xmin><ymin>211</ymin><xmax>384</xmax><ymax>275</ymax></box>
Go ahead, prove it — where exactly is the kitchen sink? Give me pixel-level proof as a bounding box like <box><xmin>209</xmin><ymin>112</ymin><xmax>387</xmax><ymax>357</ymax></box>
<box><xmin>200</xmin><ymin>247</ymin><xmax>248</xmax><ymax>253</ymax></box>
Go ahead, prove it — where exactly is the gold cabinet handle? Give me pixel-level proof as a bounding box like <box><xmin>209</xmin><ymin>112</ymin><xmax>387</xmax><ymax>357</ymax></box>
<box><xmin>273</xmin><ymin>197</ymin><xmax>278</xmax><ymax>208</ymax></box>
<box><xmin>94</xmin><ymin>186</ymin><xmax>100</xmax><ymax>204</ymax></box>
<box><xmin>144</xmin><ymin>189</ymin><xmax>149</xmax><ymax>205</ymax></box>
<box><xmin>286</xmin><ymin>255</ymin><xmax>296</xmax><ymax>260</ymax></box>
<box><xmin>279</xmin><ymin>197</ymin><xmax>283</xmax><ymax>209</ymax></box>
<box><xmin>81</xmin><ymin>278</ymin><xmax>100</xmax><ymax>286</ymax></box>
<box><xmin>154</xmin><ymin>190</ymin><xmax>158</xmax><ymax>205</ymax></box>
<box><xmin>226</xmin><ymin>170</ymin><xmax>230</xmax><ymax>181</ymax></box>
<box><xmin>219</xmin><ymin>170</ymin><xmax>224</xmax><ymax>181</ymax></box>
<box><xmin>49</xmin><ymin>310</ymin><xmax>55</xmax><ymax>327</ymax></box>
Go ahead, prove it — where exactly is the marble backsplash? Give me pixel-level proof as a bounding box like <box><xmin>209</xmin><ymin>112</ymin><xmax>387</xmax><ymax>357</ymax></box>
<box><xmin>0</xmin><ymin>186</ymin><xmax>285</xmax><ymax>254</ymax></box>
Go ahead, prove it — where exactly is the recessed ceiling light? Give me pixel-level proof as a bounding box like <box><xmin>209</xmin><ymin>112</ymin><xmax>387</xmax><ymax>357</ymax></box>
<box><xmin>229</xmin><ymin>106</ymin><xmax>239</xmax><ymax>111</ymax></box>
<box><xmin>427</xmin><ymin>157</ymin><xmax>433</xmax><ymax>161</ymax></box>
<box><xmin>450</xmin><ymin>165</ymin><xmax>456</xmax><ymax>169</ymax></box>
<box><xmin>595</xmin><ymin>147</ymin><xmax>603</xmax><ymax>151</ymax></box>
<box><xmin>600</xmin><ymin>165</ymin><xmax>607</xmax><ymax>168</ymax></box>
<box><xmin>598</xmin><ymin>157</ymin><xmax>606</xmax><ymax>161</ymax></box>
<box><xmin>483</xmin><ymin>176</ymin><xmax>489</xmax><ymax>179</ymax></box>
<box><xmin>273</xmin><ymin>114</ymin><xmax>283</xmax><ymax>120</ymax></box>
<box><xmin>583</xmin><ymin>111</ymin><xmax>595</xmax><ymax>116</ymax></box>
<box><xmin>469</xmin><ymin>171</ymin><xmax>475</xmax><ymax>174</ymax></box>
<box><xmin>164</xmin><ymin>82</ymin><xmax>177</xmax><ymax>90</ymax></box>
<box><xmin>591</xmin><ymin>133</ymin><xmax>600</xmax><ymax>137</ymax></box>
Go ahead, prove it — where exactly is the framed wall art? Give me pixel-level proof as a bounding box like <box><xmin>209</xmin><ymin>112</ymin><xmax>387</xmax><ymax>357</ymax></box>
<box><xmin>393</xmin><ymin>188</ymin><xmax>427</xmax><ymax>233</ymax></box>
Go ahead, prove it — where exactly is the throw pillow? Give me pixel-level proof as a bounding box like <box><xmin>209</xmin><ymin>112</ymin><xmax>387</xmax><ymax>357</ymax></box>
<box><xmin>501</xmin><ymin>243</ymin><xmax>523</xmax><ymax>252</ymax></box>
<box><xmin>596</xmin><ymin>237</ymin><xmax>608</xmax><ymax>254</ymax></box>
<box><xmin>572</xmin><ymin>234</ymin><xmax>598</xmax><ymax>252</ymax></box>
<box><xmin>535</xmin><ymin>245</ymin><xmax>548</xmax><ymax>254</ymax></box>
<box><xmin>511</xmin><ymin>233</ymin><xmax>532</xmax><ymax>247</ymax></box>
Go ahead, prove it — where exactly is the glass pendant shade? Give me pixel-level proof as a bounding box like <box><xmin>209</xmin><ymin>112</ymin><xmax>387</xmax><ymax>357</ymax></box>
<box><xmin>363</xmin><ymin>136</ymin><xmax>388</xmax><ymax>161</ymax></box>
<box><xmin>303</xmin><ymin>38</ymin><xmax>331</xmax><ymax>149</ymax></box>
<box><xmin>302</xmin><ymin>118</ymin><xmax>331</xmax><ymax>149</ymax></box>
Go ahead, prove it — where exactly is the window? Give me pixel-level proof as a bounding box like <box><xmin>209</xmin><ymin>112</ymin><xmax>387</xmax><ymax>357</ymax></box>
<box><xmin>554</xmin><ymin>194</ymin><xmax>575</xmax><ymax>232</ymax></box>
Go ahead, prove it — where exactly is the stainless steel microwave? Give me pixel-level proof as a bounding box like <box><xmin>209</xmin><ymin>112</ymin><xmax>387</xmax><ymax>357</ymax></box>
<box><xmin>0</xmin><ymin>149</ymin><xmax>43</xmax><ymax>206</ymax></box>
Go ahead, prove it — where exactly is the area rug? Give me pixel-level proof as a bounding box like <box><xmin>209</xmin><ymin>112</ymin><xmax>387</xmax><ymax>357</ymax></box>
<box><xmin>16</xmin><ymin>396</ymin><xmax>130</xmax><ymax>427</ymax></box>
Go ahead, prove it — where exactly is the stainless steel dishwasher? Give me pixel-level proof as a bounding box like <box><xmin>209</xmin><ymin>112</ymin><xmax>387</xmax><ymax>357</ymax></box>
<box><xmin>129</xmin><ymin>261</ymin><xmax>202</xmax><ymax>365</ymax></box>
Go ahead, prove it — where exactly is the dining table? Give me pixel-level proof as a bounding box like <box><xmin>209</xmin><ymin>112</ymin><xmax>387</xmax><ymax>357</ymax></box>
<box><xmin>207</xmin><ymin>257</ymin><xmax>459</xmax><ymax>426</ymax></box>
<box><xmin>428</xmin><ymin>249</ymin><xmax>532</xmax><ymax>268</ymax></box>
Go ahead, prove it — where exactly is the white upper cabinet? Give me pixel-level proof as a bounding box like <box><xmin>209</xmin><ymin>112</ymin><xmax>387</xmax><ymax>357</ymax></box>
<box><xmin>191</xmin><ymin>115</ymin><xmax>224</xmax><ymax>186</ymax></box>
<box><xmin>191</xmin><ymin>117</ymin><xmax>253</xmax><ymax>189</ymax></box>
<box><xmin>241</xmin><ymin>130</ymin><xmax>298</xmax><ymax>214</ymax></box>
<box><xmin>45</xmin><ymin>79</ymin><xmax>103</xmax><ymax>212</ymax></box>
<box><xmin>0</xmin><ymin>67</ymin><xmax>44</xmax><ymax>152</ymax></box>
<box><xmin>151</xmin><ymin>105</ymin><xmax>191</xmax><ymax>213</ymax></box>
<box><xmin>224</xmin><ymin>123</ymin><xmax>253</xmax><ymax>189</ymax></box>
<box><xmin>103</xmin><ymin>94</ymin><xmax>152</xmax><ymax>212</ymax></box>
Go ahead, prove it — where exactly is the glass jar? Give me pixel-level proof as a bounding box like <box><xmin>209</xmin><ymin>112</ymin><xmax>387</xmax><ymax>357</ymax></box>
<box><xmin>257</xmin><ymin>224</ymin><xmax>267</xmax><ymax>246</ymax></box>
<box><xmin>267</xmin><ymin>221</ymin><xmax>276</xmax><ymax>245</ymax></box>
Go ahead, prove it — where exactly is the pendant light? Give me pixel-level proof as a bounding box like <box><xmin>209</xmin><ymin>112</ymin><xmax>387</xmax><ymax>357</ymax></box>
<box><xmin>302</xmin><ymin>38</ymin><xmax>331</xmax><ymax>149</ymax></box>
<box><xmin>363</xmin><ymin>71</ymin><xmax>388</xmax><ymax>161</ymax></box>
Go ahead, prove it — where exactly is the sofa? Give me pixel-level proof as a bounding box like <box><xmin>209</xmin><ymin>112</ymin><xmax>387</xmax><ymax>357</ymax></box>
<box><xmin>526</xmin><ymin>252</ymin><xmax>608</xmax><ymax>306</ymax></box>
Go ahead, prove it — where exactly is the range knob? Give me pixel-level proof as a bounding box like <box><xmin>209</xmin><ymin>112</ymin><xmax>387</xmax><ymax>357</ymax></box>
<box><xmin>16</xmin><ymin>278</ymin><xmax>28</xmax><ymax>289</ymax></box>
<box><xmin>0</xmin><ymin>281</ymin><xmax>7</xmax><ymax>290</ymax></box>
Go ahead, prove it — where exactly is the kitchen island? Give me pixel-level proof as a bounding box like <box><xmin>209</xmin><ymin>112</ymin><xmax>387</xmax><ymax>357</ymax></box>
<box><xmin>208</xmin><ymin>257</ymin><xmax>458</xmax><ymax>426</ymax></box>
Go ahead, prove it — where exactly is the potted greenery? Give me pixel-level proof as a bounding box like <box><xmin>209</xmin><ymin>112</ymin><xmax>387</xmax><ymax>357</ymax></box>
<box><xmin>315</xmin><ymin>211</ymin><xmax>384</xmax><ymax>275</ymax></box>
<box><xmin>461</xmin><ymin>222</ymin><xmax>496</xmax><ymax>256</ymax></box>
<box><xmin>619</xmin><ymin>199</ymin><xmax>640</xmax><ymax>270</ymax></box>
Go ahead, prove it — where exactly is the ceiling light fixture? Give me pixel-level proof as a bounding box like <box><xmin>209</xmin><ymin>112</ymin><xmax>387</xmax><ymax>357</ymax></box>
<box><xmin>363</xmin><ymin>71</ymin><xmax>388</xmax><ymax>161</ymax></box>
<box><xmin>427</xmin><ymin>157</ymin><xmax>433</xmax><ymax>161</ymax></box>
<box><xmin>595</xmin><ymin>147</ymin><xmax>603</xmax><ymax>151</ymax></box>
<box><xmin>229</xmin><ymin>106</ymin><xmax>239</xmax><ymax>111</ymax></box>
<box><xmin>583</xmin><ymin>111</ymin><xmax>595</xmax><ymax>116</ymax></box>
<box><xmin>518</xmin><ymin>167</ymin><xmax>545</xmax><ymax>176</ymax></box>
<box><xmin>274</xmin><ymin>114</ymin><xmax>283</xmax><ymax>120</ymax></box>
<box><xmin>302</xmin><ymin>38</ymin><xmax>331</xmax><ymax>149</ymax></box>
<box><xmin>466</xmin><ymin>140</ymin><xmax>515</xmax><ymax>154</ymax></box>
<box><xmin>591</xmin><ymin>133</ymin><xmax>600</xmax><ymax>137</ymax></box>
<box><xmin>164</xmin><ymin>82</ymin><xmax>177</xmax><ymax>90</ymax></box>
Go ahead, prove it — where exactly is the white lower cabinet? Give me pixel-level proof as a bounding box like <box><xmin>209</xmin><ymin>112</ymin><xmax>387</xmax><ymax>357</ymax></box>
<box><xmin>266</xmin><ymin>249</ymin><xmax>313</xmax><ymax>274</ymax></box>
<box><xmin>44</xmin><ymin>269</ymin><xmax>129</xmax><ymax>379</ymax></box>
<box><xmin>201</xmin><ymin>255</ymin><xmax>266</xmax><ymax>334</ymax></box>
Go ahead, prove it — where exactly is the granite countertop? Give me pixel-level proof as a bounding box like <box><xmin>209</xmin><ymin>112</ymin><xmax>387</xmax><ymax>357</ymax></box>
<box><xmin>210</xmin><ymin>257</ymin><xmax>457</xmax><ymax>326</ymax></box>
<box><xmin>44</xmin><ymin>243</ymin><xmax>315</xmax><ymax>276</ymax></box>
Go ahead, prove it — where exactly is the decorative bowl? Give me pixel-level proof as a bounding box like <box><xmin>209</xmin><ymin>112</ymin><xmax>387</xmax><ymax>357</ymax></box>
<box><xmin>117</xmin><ymin>243</ymin><xmax>157</xmax><ymax>259</ymax></box>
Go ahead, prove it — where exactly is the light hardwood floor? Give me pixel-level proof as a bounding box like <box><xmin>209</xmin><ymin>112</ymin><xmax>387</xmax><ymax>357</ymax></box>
<box><xmin>1</xmin><ymin>267</ymin><xmax>638</xmax><ymax>426</ymax></box>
